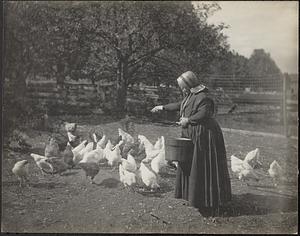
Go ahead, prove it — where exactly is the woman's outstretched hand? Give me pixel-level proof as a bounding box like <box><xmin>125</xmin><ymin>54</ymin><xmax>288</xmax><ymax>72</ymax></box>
<box><xmin>176</xmin><ymin>117</ymin><xmax>189</xmax><ymax>127</ymax></box>
<box><xmin>151</xmin><ymin>105</ymin><xmax>164</xmax><ymax>113</ymax></box>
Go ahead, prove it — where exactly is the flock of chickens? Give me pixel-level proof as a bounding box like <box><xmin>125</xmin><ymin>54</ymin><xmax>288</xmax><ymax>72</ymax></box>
<box><xmin>12</xmin><ymin>122</ymin><xmax>170</xmax><ymax>191</ymax></box>
<box><xmin>11</xmin><ymin>122</ymin><xmax>285</xmax><ymax>190</ymax></box>
<box><xmin>230</xmin><ymin>148</ymin><xmax>285</xmax><ymax>186</ymax></box>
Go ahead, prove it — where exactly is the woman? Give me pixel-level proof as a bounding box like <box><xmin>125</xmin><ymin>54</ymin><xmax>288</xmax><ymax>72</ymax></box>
<box><xmin>151</xmin><ymin>71</ymin><xmax>232</xmax><ymax>217</ymax></box>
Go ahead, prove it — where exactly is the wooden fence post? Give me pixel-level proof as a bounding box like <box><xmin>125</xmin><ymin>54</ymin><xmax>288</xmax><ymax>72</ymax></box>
<box><xmin>282</xmin><ymin>73</ymin><xmax>288</xmax><ymax>136</ymax></box>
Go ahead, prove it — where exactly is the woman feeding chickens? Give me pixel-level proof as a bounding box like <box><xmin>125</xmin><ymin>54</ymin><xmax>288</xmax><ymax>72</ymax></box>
<box><xmin>151</xmin><ymin>71</ymin><xmax>232</xmax><ymax>217</ymax></box>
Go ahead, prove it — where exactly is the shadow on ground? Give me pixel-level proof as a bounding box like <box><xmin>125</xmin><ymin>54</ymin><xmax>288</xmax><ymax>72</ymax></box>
<box><xmin>96</xmin><ymin>178</ymin><xmax>120</xmax><ymax>188</ymax></box>
<box><xmin>30</xmin><ymin>181</ymin><xmax>68</xmax><ymax>189</ymax></box>
<box><xmin>221</xmin><ymin>193</ymin><xmax>298</xmax><ymax>217</ymax></box>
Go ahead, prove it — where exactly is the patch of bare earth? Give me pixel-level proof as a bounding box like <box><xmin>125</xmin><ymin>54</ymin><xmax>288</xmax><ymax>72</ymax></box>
<box><xmin>2</xmin><ymin>121</ymin><xmax>298</xmax><ymax>234</ymax></box>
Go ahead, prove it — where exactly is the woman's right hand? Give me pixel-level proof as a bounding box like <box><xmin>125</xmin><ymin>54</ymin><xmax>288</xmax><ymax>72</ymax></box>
<box><xmin>151</xmin><ymin>105</ymin><xmax>164</xmax><ymax>113</ymax></box>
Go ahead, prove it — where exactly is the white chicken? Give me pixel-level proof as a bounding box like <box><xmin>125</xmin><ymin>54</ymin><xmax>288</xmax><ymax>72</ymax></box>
<box><xmin>121</xmin><ymin>153</ymin><xmax>137</xmax><ymax>172</ymax></box>
<box><xmin>12</xmin><ymin>160</ymin><xmax>29</xmax><ymax>187</ymax></box>
<box><xmin>268</xmin><ymin>160</ymin><xmax>284</xmax><ymax>186</ymax></box>
<box><xmin>119</xmin><ymin>128</ymin><xmax>135</xmax><ymax>145</ymax></box>
<box><xmin>230</xmin><ymin>155</ymin><xmax>261</xmax><ymax>182</ymax></box>
<box><xmin>151</xmin><ymin>149</ymin><xmax>168</xmax><ymax>174</ymax></box>
<box><xmin>82</xmin><ymin>146</ymin><xmax>106</xmax><ymax>164</ymax></box>
<box><xmin>138</xmin><ymin>135</ymin><xmax>161</xmax><ymax>161</ymax></box>
<box><xmin>244</xmin><ymin>148</ymin><xmax>262</xmax><ymax>168</ymax></box>
<box><xmin>119</xmin><ymin>164</ymin><xmax>137</xmax><ymax>187</ymax></box>
<box><xmin>103</xmin><ymin>139</ymin><xmax>113</xmax><ymax>159</ymax></box>
<box><xmin>97</xmin><ymin>134</ymin><xmax>107</xmax><ymax>149</ymax></box>
<box><xmin>73</xmin><ymin>141</ymin><xmax>94</xmax><ymax>165</ymax></box>
<box><xmin>154</xmin><ymin>136</ymin><xmax>163</xmax><ymax>150</ymax></box>
<box><xmin>137</xmin><ymin>161</ymin><xmax>160</xmax><ymax>191</ymax></box>
<box><xmin>72</xmin><ymin>140</ymin><xmax>88</xmax><ymax>153</ymax></box>
<box><xmin>31</xmin><ymin>153</ymin><xmax>54</xmax><ymax>175</ymax></box>
<box><xmin>106</xmin><ymin>140</ymin><xmax>124</xmax><ymax>167</ymax></box>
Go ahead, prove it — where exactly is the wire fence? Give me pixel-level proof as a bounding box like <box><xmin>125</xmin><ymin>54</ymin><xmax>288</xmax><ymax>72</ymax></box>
<box><xmin>131</xmin><ymin>73</ymin><xmax>297</xmax><ymax>137</ymax></box>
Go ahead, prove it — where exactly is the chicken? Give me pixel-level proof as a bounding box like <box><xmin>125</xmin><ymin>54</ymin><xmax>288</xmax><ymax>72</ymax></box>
<box><xmin>45</xmin><ymin>137</ymin><xmax>60</xmax><ymax>158</ymax></box>
<box><xmin>137</xmin><ymin>161</ymin><xmax>160</xmax><ymax>191</ymax></box>
<box><xmin>230</xmin><ymin>155</ymin><xmax>260</xmax><ymax>182</ymax></box>
<box><xmin>154</xmin><ymin>137</ymin><xmax>163</xmax><ymax>150</ymax></box>
<box><xmin>106</xmin><ymin>140</ymin><xmax>124</xmax><ymax>167</ymax></box>
<box><xmin>127</xmin><ymin>153</ymin><xmax>137</xmax><ymax>170</ymax></box>
<box><xmin>78</xmin><ymin>148</ymin><xmax>104</xmax><ymax>184</ymax></box>
<box><xmin>31</xmin><ymin>153</ymin><xmax>54</xmax><ymax>175</ymax></box>
<box><xmin>121</xmin><ymin>153</ymin><xmax>137</xmax><ymax>172</ymax></box>
<box><xmin>78</xmin><ymin>162</ymin><xmax>100</xmax><ymax>184</ymax></box>
<box><xmin>118</xmin><ymin>128</ymin><xmax>135</xmax><ymax>145</ymax></box>
<box><xmin>150</xmin><ymin>149</ymin><xmax>167</xmax><ymax>174</ymax></box>
<box><xmin>46</xmin><ymin>157</ymin><xmax>69</xmax><ymax>175</ymax></box>
<box><xmin>103</xmin><ymin>140</ymin><xmax>113</xmax><ymax>159</ymax></box>
<box><xmin>67</xmin><ymin>132</ymin><xmax>81</xmax><ymax>148</ymax></box>
<box><xmin>12</xmin><ymin>130</ymin><xmax>32</xmax><ymax>151</ymax></box>
<box><xmin>244</xmin><ymin>148</ymin><xmax>262</xmax><ymax>168</ymax></box>
<box><xmin>119</xmin><ymin>164</ymin><xmax>137</xmax><ymax>187</ymax></box>
<box><xmin>97</xmin><ymin>134</ymin><xmax>107</xmax><ymax>149</ymax></box>
<box><xmin>82</xmin><ymin>146</ymin><xmax>106</xmax><ymax>164</ymax></box>
<box><xmin>12</xmin><ymin>160</ymin><xmax>29</xmax><ymax>187</ymax></box>
<box><xmin>138</xmin><ymin>135</ymin><xmax>160</xmax><ymax>161</ymax></box>
<box><xmin>73</xmin><ymin>141</ymin><xmax>94</xmax><ymax>165</ymax></box>
<box><xmin>72</xmin><ymin>140</ymin><xmax>88</xmax><ymax>153</ymax></box>
<box><xmin>62</xmin><ymin>142</ymin><xmax>74</xmax><ymax>168</ymax></box>
<box><xmin>64</xmin><ymin>122</ymin><xmax>77</xmax><ymax>133</ymax></box>
<box><xmin>268</xmin><ymin>160</ymin><xmax>284</xmax><ymax>186</ymax></box>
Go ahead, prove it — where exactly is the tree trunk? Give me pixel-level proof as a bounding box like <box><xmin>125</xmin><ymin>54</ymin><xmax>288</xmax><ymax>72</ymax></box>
<box><xmin>116</xmin><ymin>59</ymin><xmax>128</xmax><ymax>116</ymax></box>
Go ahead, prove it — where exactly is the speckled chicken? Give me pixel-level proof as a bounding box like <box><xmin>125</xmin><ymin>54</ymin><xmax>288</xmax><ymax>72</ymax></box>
<box><xmin>62</xmin><ymin>142</ymin><xmax>75</xmax><ymax>168</ymax></box>
<box><xmin>31</xmin><ymin>153</ymin><xmax>54</xmax><ymax>175</ymax></box>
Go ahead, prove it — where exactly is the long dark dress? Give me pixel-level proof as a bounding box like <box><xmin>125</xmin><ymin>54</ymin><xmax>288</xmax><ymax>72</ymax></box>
<box><xmin>163</xmin><ymin>90</ymin><xmax>232</xmax><ymax>213</ymax></box>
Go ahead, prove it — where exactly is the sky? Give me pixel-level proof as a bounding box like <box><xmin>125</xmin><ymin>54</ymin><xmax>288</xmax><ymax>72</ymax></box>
<box><xmin>193</xmin><ymin>1</ymin><xmax>299</xmax><ymax>74</ymax></box>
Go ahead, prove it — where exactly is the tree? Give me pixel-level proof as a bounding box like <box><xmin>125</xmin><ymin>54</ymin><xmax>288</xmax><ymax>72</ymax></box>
<box><xmin>247</xmin><ymin>49</ymin><xmax>282</xmax><ymax>90</ymax></box>
<box><xmin>82</xmin><ymin>1</ymin><xmax>229</xmax><ymax>113</ymax></box>
<box><xmin>247</xmin><ymin>49</ymin><xmax>281</xmax><ymax>76</ymax></box>
<box><xmin>5</xmin><ymin>1</ymin><xmax>230</xmax><ymax>114</ymax></box>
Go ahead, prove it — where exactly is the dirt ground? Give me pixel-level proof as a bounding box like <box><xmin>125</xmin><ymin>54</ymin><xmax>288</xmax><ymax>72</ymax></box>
<box><xmin>1</xmin><ymin>117</ymin><xmax>298</xmax><ymax>234</ymax></box>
